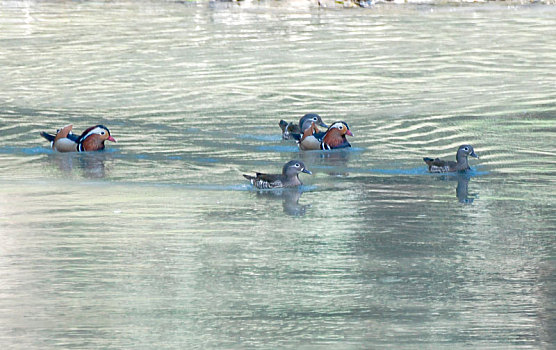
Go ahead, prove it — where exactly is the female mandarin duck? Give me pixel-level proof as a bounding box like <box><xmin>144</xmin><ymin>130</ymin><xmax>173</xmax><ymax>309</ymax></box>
<box><xmin>296</xmin><ymin>121</ymin><xmax>323</xmax><ymax>150</ymax></box>
<box><xmin>423</xmin><ymin>145</ymin><xmax>479</xmax><ymax>173</ymax></box>
<box><xmin>278</xmin><ymin>120</ymin><xmax>301</xmax><ymax>140</ymax></box>
<box><xmin>243</xmin><ymin>160</ymin><xmax>312</xmax><ymax>189</ymax></box>
<box><xmin>296</xmin><ymin>121</ymin><xmax>353</xmax><ymax>151</ymax></box>
<box><xmin>40</xmin><ymin>124</ymin><xmax>116</xmax><ymax>152</ymax></box>
<box><xmin>279</xmin><ymin>113</ymin><xmax>328</xmax><ymax>140</ymax></box>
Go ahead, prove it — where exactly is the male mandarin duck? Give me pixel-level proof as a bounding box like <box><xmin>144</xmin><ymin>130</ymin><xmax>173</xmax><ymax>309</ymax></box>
<box><xmin>243</xmin><ymin>160</ymin><xmax>312</xmax><ymax>189</ymax></box>
<box><xmin>423</xmin><ymin>145</ymin><xmax>479</xmax><ymax>173</ymax></box>
<box><xmin>319</xmin><ymin>121</ymin><xmax>353</xmax><ymax>150</ymax></box>
<box><xmin>294</xmin><ymin>121</ymin><xmax>353</xmax><ymax>151</ymax></box>
<box><xmin>40</xmin><ymin>124</ymin><xmax>116</xmax><ymax>152</ymax></box>
<box><xmin>279</xmin><ymin>113</ymin><xmax>328</xmax><ymax>140</ymax></box>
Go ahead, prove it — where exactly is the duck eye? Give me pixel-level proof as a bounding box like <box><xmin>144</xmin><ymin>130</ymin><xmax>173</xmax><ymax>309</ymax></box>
<box><xmin>295</xmin><ymin>163</ymin><xmax>300</xmax><ymax>167</ymax></box>
<box><xmin>101</xmin><ymin>131</ymin><xmax>105</xmax><ymax>135</ymax></box>
<box><xmin>463</xmin><ymin>147</ymin><xmax>469</xmax><ymax>151</ymax></box>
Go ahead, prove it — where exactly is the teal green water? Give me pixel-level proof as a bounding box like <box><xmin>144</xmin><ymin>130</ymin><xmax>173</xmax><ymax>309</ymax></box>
<box><xmin>0</xmin><ymin>1</ymin><xmax>555</xmax><ymax>348</ymax></box>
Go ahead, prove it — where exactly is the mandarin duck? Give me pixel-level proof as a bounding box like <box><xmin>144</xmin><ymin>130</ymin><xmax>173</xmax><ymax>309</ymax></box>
<box><xmin>279</xmin><ymin>120</ymin><xmax>301</xmax><ymax>140</ymax></box>
<box><xmin>299</xmin><ymin>121</ymin><xmax>353</xmax><ymax>151</ymax></box>
<box><xmin>243</xmin><ymin>160</ymin><xmax>312</xmax><ymax>189</ymax></box>
<box><xmin>423</xmin><ymin>145</ymin><xmax>479</xmax><ymax>173</ymax></box>
<box><xmin>279</xmin><ymin>113</ymin><xmax>328</xmax><ymax>140</ymax></box>
<box><xmin>40</xmin><ymin>124</ymin><xmax>116</xmax><ymax>152</ymax></box>
<box><xmin>296</xmin><ymin>121</ymin><xmax>324</xmax><ymax>150</ymax></box>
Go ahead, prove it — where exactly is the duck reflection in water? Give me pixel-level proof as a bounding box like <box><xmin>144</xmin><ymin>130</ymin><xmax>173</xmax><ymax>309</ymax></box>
<box><xmin>254</xmin><ymin>188</ymin><xmax>310</xmax><ymax>217</ymax></box>
<box><xmin>438</xmin><ymin>173</ymin><xmax>477</xmax><ymax>204</ymax></box>
<box><xmin>299</xmin><ymin>149</ymin><xmax>351</xmax><ymax>177</ymax></box>
<box><xmin>47</xmin><ymin>152</ymin><xmax>112</xmax><ymax>179</ymax></box>
<box><xmin>455</xmin><ymin>173</ymin><xmax>476</xmax><ymax>204</ymax></box>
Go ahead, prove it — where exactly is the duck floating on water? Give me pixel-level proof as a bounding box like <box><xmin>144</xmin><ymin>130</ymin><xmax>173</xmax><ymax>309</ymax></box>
<box><xmin>320</xmin><ymin>121</ymin><xmax>353</xmax><ymax>150</ymax></box>
<box><xmin>278</xmin><ymin>120</ymin><xmax>301</xmax><ymax>140</ymax></box>
<box><xmin>40</xmin><ymin>124</ymin><xmax>116</xmax><ymax>152</ymax></box>
<box><xmin>279</xmin><ymin>113</ymin><xmax>328</xmax><ymax>140</ymax></box>
<box><xmin>294</xmin><ymin>121</ymin><xmax>353</xmax><ymax>151</ymax></box>
<box><xmin>423</xmin><ymin>145</ymin><xmax>479</xmax><ymax>173</ymax></box>
<box><xmin>243</xmin><ymin>160</ymin><xmax>312</xmax><ymax>189</ymax></box>
<box><xmin>297</xmin><ymin>121</ymin><xmax>323</xmax><ymax>150</ymax></box>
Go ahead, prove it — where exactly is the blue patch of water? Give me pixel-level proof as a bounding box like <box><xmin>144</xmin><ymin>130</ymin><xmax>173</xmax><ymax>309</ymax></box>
<box><xmin>371</xmin><ymin>167</ymin><xmax>431</xmax><ymax>175</ymax></box>
<box><xmin>358</xmin><ymin>167</ymin><xmax>489</xmax><ymax>176</ymax></box>
<box><xmin>299</xmin><ymin>147</ymin><xmax>363</xmax><ymax>154</ymax></box>
<box><xmin>420</xmin><ymin>168</ymin><xmax>489</xmax><ymax>177</ymax></box>
<box><xmin>100</xmin><ymin>148</ymin><xmax>120</xmax><ymax>153</ymax></box>
<box><xmin>0</xmin><ymin>147</ymin><xmax>54</xmax><ymax>155</ymax></box>
<box><xmin>299</xmin><ymin>184</ymin><xmax>317</xmax><ymax>191</ymax></box>
<box><xmin>0</xmin><ymin>146</ymin><xmax>124</xmax><ymax>156</ymax></box>
<box><xmin>256</xmin><ymin>145</ymin><xmax>300</xmax><ymax>153</ymax></box>
<box><xmin>244</xmin><ymin>184</ymin><xmax>317</xmax><ymax>192</ymax></box>
<box><xmin>196</xmin><ymin>157</ymin><xmax>219</xmax><ymax>163</ymax></box>
<box><xmin>23</xmin><ymin>147</ymin><xmax>54</xmax><ymax>155</ymax></box>
<box><xmin>467</xmin><ymin>168</ymin><xmax>489</xmax><ymax>176</ymax></box>
<box><xmin>183</xmin><ymin>183</ymin><xmax>252</xmax><ymax>191</ymax></box>
<box><xmin>255</xmin><ymin>145</ymin><xmax>364</xmax><ymax>153</ymax></box>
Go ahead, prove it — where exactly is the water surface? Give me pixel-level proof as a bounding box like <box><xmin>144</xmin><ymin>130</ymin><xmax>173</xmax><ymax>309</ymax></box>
<box><xmin>0</xmin><ymin>1</ymin><xmax>555</xmax><ymax>348</ymax></box>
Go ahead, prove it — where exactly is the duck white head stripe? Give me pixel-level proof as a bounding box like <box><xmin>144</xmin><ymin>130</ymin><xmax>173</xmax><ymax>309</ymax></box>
<box><xmin>80</xmin><ymin>126</ymin><xmax>107</xmax><ymax>141</ymax></box>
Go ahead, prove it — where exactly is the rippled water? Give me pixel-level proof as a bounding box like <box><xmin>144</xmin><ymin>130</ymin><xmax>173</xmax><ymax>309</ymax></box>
<box><xmin>0</xmin><ymin>1</ymin><xmax>555</xmax><ymax>348</ymax></box>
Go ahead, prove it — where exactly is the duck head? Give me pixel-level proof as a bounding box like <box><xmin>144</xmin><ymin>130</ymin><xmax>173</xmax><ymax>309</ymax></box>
<box><xmin>299</xmin><ymin>113</ymin><xmax>328</xmax><ymax>132</ymax></box>
<box><xmin>456</xmin><ymin>145</ymin><xmax>478</xmax><ymax>162</ymax></box>
<box><xmin>282</xmin><ymin>160</ymin><xmax>312</xmax><ymax>176</ymax></box>
<box><xmin>78</xmin><ymin>125</ymin><xmax>117</xmax><ymax>151</ymax></box>
<box><xmin>327</xmin><ymin>121</ymin><xmax>353</xmax><ymax>136</ymax></box>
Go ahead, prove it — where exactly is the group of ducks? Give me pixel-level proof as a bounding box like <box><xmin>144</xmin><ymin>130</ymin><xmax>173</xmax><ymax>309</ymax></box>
<box><xmin>40</xmin><ymin>114</ymin><xmax>479</xmax><ymax>190</ymax></box>
<box><xmin>279</xmin><ymin>113</ymin><xmax>353</xmax><ymax>151</ymax></box>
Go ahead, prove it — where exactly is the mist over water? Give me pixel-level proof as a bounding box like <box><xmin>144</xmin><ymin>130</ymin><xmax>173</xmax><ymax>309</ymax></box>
<box><xmin>0</xmin><ymin>1</ymin><xmax>555</xmax><ymax>348</ymax></box>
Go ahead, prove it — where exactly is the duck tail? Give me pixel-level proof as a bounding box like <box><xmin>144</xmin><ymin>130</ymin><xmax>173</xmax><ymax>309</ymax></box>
<box><xmin>40</xmin><ymin>131</ymin><xmax>55</xmax><ymax>142</ymax></box>
<box><xmin>243</xmin><ymin>174</ymin><xmax>255</xmax><ymax>181</ymax></box>
<box><xmin>279</xmin><ymin>120</ymin><xmax>288</xmax><ymax>132</ymax></box>
<box><xmin>290</xmin><ymin>133</ymin><xmax>302</xmax><ymax>141</ymax></box>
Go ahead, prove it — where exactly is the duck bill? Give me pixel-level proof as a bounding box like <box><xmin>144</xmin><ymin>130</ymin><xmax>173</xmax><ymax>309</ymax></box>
<box><xmin>470</xmin><ymin>151</ymin><xmax>479</xmax><ymax>159</ymax></box>
<box><xmin>319</xmin><ymin>122</ymin><xmax>328</xmax><ymax>128</ymax></box>
<box><xmin>346</xmin><ymin>130</ymin><xmax>354</xmax><ymax>136</ymax></box>
<box><xmin>302</xmin><ymin>168</ymin><xmax>312</xmax><ymax>175</ymax></box>
<box><xmin>108</xmin><ymin>136</ymin><xmax>117</xmax><ymax>142</ymax></box>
